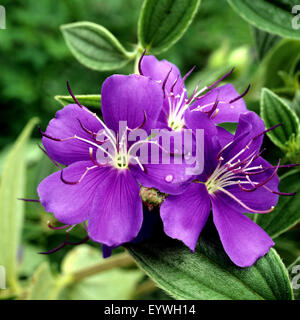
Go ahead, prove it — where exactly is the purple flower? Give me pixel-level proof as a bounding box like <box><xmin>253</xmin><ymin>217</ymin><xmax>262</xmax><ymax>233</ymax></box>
<box><xmin>160</xmin><ymin>111</ymin><xmax>296</xmax><ymax>267</ymax></box>
<box><xmin>140</xmin><ymin>55</ymin><xmax>249</xmax><ymax>131</ymax></box>
<box><xmin>37</xmin><ymin>74</ymin><xmax>189</xmax><ymax>248</ymax></box>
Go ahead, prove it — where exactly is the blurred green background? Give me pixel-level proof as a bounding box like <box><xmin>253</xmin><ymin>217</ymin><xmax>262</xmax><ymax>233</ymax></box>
<box><xmin>0</xmin><ymin>0</ymin><xmax>299</xmax><ymax>300</ymax></box>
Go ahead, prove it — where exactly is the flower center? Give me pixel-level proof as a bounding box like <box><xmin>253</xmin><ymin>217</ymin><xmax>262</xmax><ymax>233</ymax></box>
<box><xmin>114</xmin><ymin>153</ymin><xmax>129</xmax><ymax>169</ymax></box>
<box><xmin>205</xmin><ymin>162</ymin><xmax>236</xmax><ymax>195</ymax></box>
<box><xmin>167</xmin><ymin>85</ymin><xmax>209</xmax><ymax>131</ymax></box>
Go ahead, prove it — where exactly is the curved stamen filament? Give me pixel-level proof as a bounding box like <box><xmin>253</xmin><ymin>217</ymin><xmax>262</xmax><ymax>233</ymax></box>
<box><xmin>218</xmin><ymin>187</ymin><xmax>274</xmax><ymax>214</ymax></box>
<box><xmin>229</xmin><ymin>84</ymin><xmax>251</xmax><ymax>104</ymax></box>
<box><xmin>39</xmin><ymin>231</ymin><xmax>90</xmax><ymax>255</ymax></box>
<box><xmin>138</xmin><ymin>49</ymin><xmax>147</xmax><ymax>76</ymax></box>
<box><xmin>47</xmin><ymin>221</ymin><xmax>71</xmax><ymax>230</ymax></box>
<box><xmin>60</xmin><ymin>165</ymin><xmax>98</xmax><ymax>185</ymax></box>
<box><xmin>237</xmin><ymin>160</ymin><xmax>280</xmax><ymax>192</ymax></box>
<box><xmin>89</xmin><ymin>148</ymin><xmax>100</xmax><ymax>167</ymax></box>
<box><xmin>67</xmin><ymin>81</ymin><xmax>117</xmax><ymax>145</ymax></box>
<box><xmin>37</xmin><ymin>144</ymin><xmax>62</xmax><ymax>168</ymax></box>
<box><xmin>39</xmin><ymin>127</ymin><xmax>115</xmax><ymax>162</ymax></box>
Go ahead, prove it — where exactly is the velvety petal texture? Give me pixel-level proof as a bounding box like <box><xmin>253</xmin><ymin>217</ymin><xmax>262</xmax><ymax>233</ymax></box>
<box><xmin>185</xmin><ymin>110</ymin><xmax>220</xmax><ymax>177</ymax></box>
<box><xmin>141</xmin><ymin>55</ymin><xmax>183</xmax><ymax>96</ymax></box>
<box><xmin>42</xmin><ymin>104</ymin><xmax>102</xmax><ymax>165</ymax></box>
<box><xmin>211</xmin><ymin>195</ymin><xmax>274</xmax><ymax>267</ymax></box>
<box><xmin>37</xmin><ymin>160</ymin><xmax>102</xmax><ymax>224</ymax></box>
<box><xmin>101</xmin><ymin>74</ymin><xmax>164</xmax><ymax>134</ymax></box>
<box><xmin>222</xmin><ymin>112</ymin><xmax>265</xmax><ymax>163</ymax></box>
<box><xmin>88</xmin><ymin>167</ymin><xmax>143</xmax><ymax>247</ymax></box>
<box><xmin>160</xmin><ymin>183</ymin><xmax>211</xmax><ymax>251</ymax></box>
<box><xmin>216</xmin><ymin>126</ymin><xmax>234</xmax><ymax>148</ymax></box>
<box><xmin>191</xmin><ymin>84</ymin><xmax>248</xmax><ymax>124</ymax></box>
<box><xmin>130</xmin><ymin>162</ymin><xmax>191</xmax><ymax>195</ymax></box>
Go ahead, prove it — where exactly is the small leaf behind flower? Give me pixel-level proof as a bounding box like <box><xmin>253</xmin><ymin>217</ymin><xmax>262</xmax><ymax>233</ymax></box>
<box><xmin>127</xmin><ymin>224</ymin><xmax>293</xmax><ymax>300</ymax></box>
<box><xmin>61</xmin><ymin>22</ymin><xmax>134</xmax><ymax>71</ymax></box>
<box><xmin>55</xmin><ymin>94</ymin><xmax>101</xmax><ymax>109</ymax></box>
<box><xmin>261</xmin><ymin>88</ymin><xmax>300</xmax><ymax>151</ymax></box>
<box><xmin>256</xmin><ymin>170</ymin><xmax>300</xmax><ymax>239</ymax></box>
<box><xmin>138</xmin><ymin>0</ymin><xmax>201</xmax><ymax>54</ymax></box>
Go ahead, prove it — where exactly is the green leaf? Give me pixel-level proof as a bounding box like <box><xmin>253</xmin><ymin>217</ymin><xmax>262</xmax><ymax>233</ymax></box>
<box><xmin>0</xmin><ymin>139</ymin><xmax>42</xmax><ymax>174</ymax></box>
<box><xmin>227</xmin><ymin>0</ymin><xmax>300</xmax><ymax>40</ymax></box>
<box><xmin>256</xmin><ymin>170</ymin><xmax>300</xmax><ymax>238</ymax></box>
<box><xmin>55</xmin><ymin>94</ymin><xmax>101</xmax><ymax>109</ymax></box>
<box><xmin>0</xmin><ymin>117</ymin><xmax>39</xmax><ymax>293</ymax></box>
<box><xmin>252</xmin><ymin>27</ymin><xmax>280</xmax><ymax>61</ymax></box>
<box><xmin>127</xmin><ymin>226</ymin><xmax>293</xmax><ymax>300</ymax></box>
<box><xmin>261</xmin><ymin>88</ymin><xmax>300</xmax><ymax>150</ymax></box>
<box><xmin>262</xmin><ymin>39</ymin><xmax>300</xmax><ymax>90</ymax></box>
<box><xmin>61</xmin><ymin>22</ymin><xmax>134</xmax><ymax>71</ymax></box>
<box><xmin>26</xmin><ymin>262</ymin><xmax>57</xmax><ymax>300</ymax></box>
<box><xmin>292</xmin><ymin>91</ymin><xmax>300</xmax><ymax>119</ymax></box>
<box><xmin>59</xmin><ymin>245</ymin><xmax>143</xmax><ymax>300</ymax></box>
<box><xmin>138</xmin><ymin>0</ymin><xmax>201</xmax><ymax>54</ymax></box>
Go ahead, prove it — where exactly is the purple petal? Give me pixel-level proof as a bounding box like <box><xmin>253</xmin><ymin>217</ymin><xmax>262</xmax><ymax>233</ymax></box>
<box><xmin>130</xmin><ymin>162</ymin><xmax>191</xmax><ymax>195</ymax></box>
<box><xmin>37</xmin><ymin>161</ymin><xmax>104</xmax><ymax>224</ymax></box>
<box><xmin>129</xmin><ymin>130</ymin><xmax>194</xmax><ymax>194</ymax></box>
<box><xmin>191</xmin><ymin>84</ymin><xmax>248</xmax><ymax>124</ymax></box>
<box><xmin>185</xmin><ymin>110</ymin><xmax>220</xmax><ymax>177</ymax></box>
<box><xmin>217</xmin><ymin>126</ymin><xmax>234</xmax><ymax>148</ymax></box>
<box><xmin>101</xmin><ymin>74</ymin><xmax>163</xmax><ymax>134</ymax></box>
<box><xmin>141</xmin><ymin>56</ymin><xmax>186</xmax><ymax>127</ymax></box>
<box><xmin>211</xmin><ymin>195</ymin><xmax>274</xmax><ymax>267</ymax></box>
<box><xmin>141</xmin><ymin>55</ymin><xmax>183</xmax><ymax>96</ymax></box>
<box><xmin>160</xmin><ymin>183</ymin><xmax>211</xmax><ymax>251</ymax></box>
<box><xmin>88</xmin><ymin>168</ymin><xmax>143</xmax><ymax>247</ymax></box>
<box><xmin>42</xmin><ymin>104</ymin><xmax>102</xmax><ymax>165</ymax></box>
<box><xmin>221</xmin><ymin>112</ymin><xmax>265</xmax><ymax>163</ymax></box>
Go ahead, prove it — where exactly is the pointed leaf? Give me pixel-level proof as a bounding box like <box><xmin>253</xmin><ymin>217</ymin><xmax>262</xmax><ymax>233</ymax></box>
<box><xmin>261</xmin><ymin>88</ymin><xmax>300</xmax><ymax>150</ymax></box>
<box><xmin>61</xmin><ymin>22</ymin><xmax>134</xmax><ymax>71</ymax></box>
<box><xmin>127</xmin><ymin>226</ymin><xmax>293</xmax><ymax>300</ymax></box>
<box><xmin>138</xmin><ymin>0</ymin><xmax>201</xmax><ymax>54</ymax></box>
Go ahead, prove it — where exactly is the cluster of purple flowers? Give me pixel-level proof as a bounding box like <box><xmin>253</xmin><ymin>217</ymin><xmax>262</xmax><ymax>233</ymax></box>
<box><xmin>36</xmin><ymin>54</ymin><xmax>297</xmax><ymax>267</ymax></box>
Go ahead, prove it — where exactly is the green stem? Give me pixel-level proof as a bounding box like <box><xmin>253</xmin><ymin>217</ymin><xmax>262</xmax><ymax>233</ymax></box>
<box><xmin>131</xmin><ymin>280</ymin><xmax>157</xmax><ymax>299</ymax></box>
<box><xmin>70</xmin><ymin>252</ymin><xmax>135</xmax><ymax>283</ymax></box>
<box><xmin>8</xmin><ymin>276</ymin><xmax>21</xmax><ymax>296</ymax></box>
